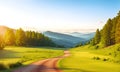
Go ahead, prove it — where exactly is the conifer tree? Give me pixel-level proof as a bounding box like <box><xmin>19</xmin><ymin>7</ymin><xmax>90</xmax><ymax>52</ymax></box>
<box><xmin>110</xmin><ymin>18</ymin><xmax>117</xmax><ymax>45</ymax></box>
<box><xmin>94</xmin><ymin>29</ymin><xmax>101</xmax><ymax>44</ymax></box>
<box><xmin>4</xmin><ymin>29</ymin><xmax>15</xmax><ymax>45</ymax></box>
<box><xmin>90</xmin><ymin>38</ymin><xmax>95</xmax><ymax>45</ymax></box>
<box><xmin>101</xmin><ymin>19</ymin><xmax>112</xmax><ymax>47</ymax></box>
<box><xmin>115</xmin><ymin>17</ymin><xmax>120</xmax><ymax>43</ymax></box>
<box><xmin>0</xmin><ymin>35</ymin><xmax>5</xmax><ymax>50</ymax></box>
<box><xmin>15</xmin><ymin>28</ymin><xmax>26</xmax><ymax>46</ymax></box>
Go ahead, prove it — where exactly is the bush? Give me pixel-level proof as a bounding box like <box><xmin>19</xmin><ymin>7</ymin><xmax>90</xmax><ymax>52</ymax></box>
<box><xmin>96</xmin><ymin>57</ymin><xmax>100</xmax><ymax>60</ymax></box>
<box><xmin>108</xmin><ymin>53</ymin><xmax>112</xmax><ymax>55</ymax></box>
<box><xmin>0</xmin><ymin>43</ymin><xmax>5</xmax><ymax>50</ymax></box>
<box><xmin>94</xmin><ymin>45</ymin><xmax>99</xmax><ymax>49</ymax></box>
<box><xmin>9</xmin><ymin>62</ymin><xmax>22</xmax><ymax>68</ymax></box>
<box><xmin>0</xmin><ymin>63</ymin><xmax>7</xmax><ymax>70</ymax></box>
<box><xmin>93</xmin><ymin>57</ymin><xmax>100</xmax><ymax>60</ymax></box>
<box><xmin>117</xmin><ymin>47</ymin><xmax>120</xmax><ymax>51</ymax></box>
<box><xmin>103</xmin><ymin>58</ymin><xmax>109</xmax><ymax>61</ymax></box>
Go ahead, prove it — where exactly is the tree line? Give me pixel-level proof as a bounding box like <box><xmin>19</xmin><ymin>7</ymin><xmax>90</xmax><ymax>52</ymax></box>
<box><xmin>90</xmin><ymin>11</ymin><xmax>120</xmax><ymax>48</ymax></box>
<box><xmin>0</xmin><ymin>28</ymin><xmax>56</xmax><ymax>49</ymax></box>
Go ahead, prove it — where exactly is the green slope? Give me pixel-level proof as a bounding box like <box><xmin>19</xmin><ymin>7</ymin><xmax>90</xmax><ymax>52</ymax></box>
<box><xmin>58</xmin><ymin>44</ymin><xmax>120</xmax><ymax>72</ymax></box>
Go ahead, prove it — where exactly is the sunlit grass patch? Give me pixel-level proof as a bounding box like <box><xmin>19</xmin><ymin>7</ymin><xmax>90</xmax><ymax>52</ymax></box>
<box><xmin>0</xmin><ymin>46</ymin><xmax>64</xmax><ymax>71</ymax></box>
<box><xmin>58</xmin><ymin>44</ymin><xmax>120</xmax><ymax>72</ymax></box>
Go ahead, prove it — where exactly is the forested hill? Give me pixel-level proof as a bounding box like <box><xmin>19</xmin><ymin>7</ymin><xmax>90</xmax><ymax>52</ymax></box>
<box><xmin>0</xmin><ymin>26</ymin><xmax>56</xmax><ymax>50</ymax></box>
<box><xmin>90</xmin><ymin>11</ymin><xmax>120</xmax><ymax>48</ymax></box>
<box><xmin>43</xmin><ymin>31</ymin><xmax>86</xmax><ymax>47</ymax></box>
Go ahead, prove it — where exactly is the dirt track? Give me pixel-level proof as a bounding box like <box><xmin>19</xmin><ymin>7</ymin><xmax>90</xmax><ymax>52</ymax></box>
<box><xmin>13</xmin><ymin>50</ymin><xmax>70</xmax><ymax>72</ymax></box>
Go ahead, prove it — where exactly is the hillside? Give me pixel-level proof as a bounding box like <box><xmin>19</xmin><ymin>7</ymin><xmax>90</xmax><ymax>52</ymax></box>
<box><xmin>68</xmin><ymin>32</ymin><xmax>95</xmax><ymax>40</ymax></box>
<box><xmin>90</xmin><ymin>11</ymin><xmax>120</xmax><ymax>48</ymax></box>
<box><xmin>0</xmin><ymin>26</ymin><xmax>9</xmax><ymax>36</ymax></box>
<box><xmin>43</xmin><ymin>31</ymin><xmax>86</xmax><ymax>47</ymax></box>
<box><xmin>58</xmin><ymin>44</ymin><xmax>120</xmax><ymax>72</ymax></box>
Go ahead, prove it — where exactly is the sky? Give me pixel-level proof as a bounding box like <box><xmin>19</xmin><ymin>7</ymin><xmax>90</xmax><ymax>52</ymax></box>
<box><xmin>0</xmin><ymin>0</ymin><xmax>120</xmax><ymax>33</ymax></box>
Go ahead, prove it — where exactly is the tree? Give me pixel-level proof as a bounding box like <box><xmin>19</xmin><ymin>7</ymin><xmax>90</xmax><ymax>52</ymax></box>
<box><xmin>24</xmin><ymin>31</ymin><xmax>56</xmax><ymax>47</ymax></box>
<box><xmin>115</xmin><ymin>17</ymin><xmax>120</xmax><ymax>43</ymax></box>
<box><xmin>0</xmin><ymin>35</ymin><xmax>5</xmax><ymax>50</ymax></box>
<box><xmin>4</xmin><ymin>29</ymin><xmax>15</xmax><ymax>45</ymax></box>
<box><xmin>15</xmin><ymin>28</ymin><xmax>26</xmax><ymax>46</ymax></box>
<box><xmin>110</xmin><ymin>18</ymin><xmax>117</xmax><ymax>45</ymax></box>
<box><xmin>94</xmin><ymin>29</ymin><xmax>101</xmax><ymax>44</ymax></box>
<box><xmin>101</xmin><ymin>19</ymin><xmax>112</xmax><ymax>47</ymax></box>
<box><xmin>91</xmin><ymin>11</ymin><xmax>120</xmax><ymax>47</ymax></box>
<box><xmin>90</xmin><ymin>38</ymin><xmax>95</xmax><ymax>46</ymax></box>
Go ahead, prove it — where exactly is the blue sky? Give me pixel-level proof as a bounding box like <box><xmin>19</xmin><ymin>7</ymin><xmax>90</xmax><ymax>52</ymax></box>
<box><xmin>0</xmin><ymin>0</ymin><xmax>120</xmax><ymax>33</ymax></box>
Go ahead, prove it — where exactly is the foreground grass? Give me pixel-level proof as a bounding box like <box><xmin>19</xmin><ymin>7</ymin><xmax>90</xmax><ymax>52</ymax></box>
<box><xmin>58</xmin><ymin>44</ymin><xmax>120</xmax><ymax>72</ymax></box>
<box><xmin>0</xmin><ymin>46</ymin><xmax>64</xmax><ymax>72</ymax></box>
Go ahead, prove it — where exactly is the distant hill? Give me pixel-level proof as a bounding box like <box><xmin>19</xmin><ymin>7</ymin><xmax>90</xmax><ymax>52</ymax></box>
<box><xmin>0</xmin><ymin>26</ymin><xmax>9</xmax><ymax>36</ymax></box>
<box><xmin>68</xmin><ymin>32</ymin><xmax>95</xmax><ymax>40</ymax></box>
<box><xmin>43</xmin><ymin>31</ymin><xmax>87</xmax><ymax>47</ymax></box>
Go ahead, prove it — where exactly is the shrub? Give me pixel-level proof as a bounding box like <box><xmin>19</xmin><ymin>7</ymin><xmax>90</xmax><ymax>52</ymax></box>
<box><xmin>93</xmin><ymin>57</ymin><xmax>100</xmax><ymax>60</ymax></box>
<box><xmin>117</xmin><ymin>47</ymin><xmax>120</xmax><ymax>51</ymax></box>
<box><xmin>9</xmin><ymin>62</ymin><xmax>22</xmax><ymax>68</ymax></box>
<box><xmin>95</xmin><ymin>45</ymin><xmax>99</xmax><ymax>49</ymax></box>
<box><xmin>103</xmin><ymin>58</ymin><xmax>109</xmax><ymax>61</ymax></box>
<box><xmin>108</xmin><ymin>53</ymin><xmax>111</xmax><ymax>55</ymax></box>
<box><xmin>96</xmin><ymin>57</ymin><xmax>100</xmax><ymax>60</ymax></box>
<box><xmin>0</xmin><ymin>43</ymin><xmax>5</xmax><ymax>50</ymax></box>
<box><xmin>0</xmin><ymin>63</ymin><xmax>7</xmax><ymax>70</ymax></box>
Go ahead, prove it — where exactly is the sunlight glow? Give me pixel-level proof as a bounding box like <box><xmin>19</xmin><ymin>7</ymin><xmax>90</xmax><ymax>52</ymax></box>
<box><xmin>0</xmin><ymin>0</ymin><xmax>119</xmax><ymax>32</ymax></box>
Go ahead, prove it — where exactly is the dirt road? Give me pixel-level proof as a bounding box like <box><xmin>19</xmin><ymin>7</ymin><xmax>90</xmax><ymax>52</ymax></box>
<box><xmin>13</xmin><ymin>50</ymin><xmax>70</xmax><ymax>72</ymax></box>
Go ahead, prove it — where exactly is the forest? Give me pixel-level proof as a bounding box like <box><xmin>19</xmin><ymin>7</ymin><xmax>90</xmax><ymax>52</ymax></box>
<box><xmin>0</xmin><ymin>27</ymin><xmax>57</xmax><ymax>50</ymax></box>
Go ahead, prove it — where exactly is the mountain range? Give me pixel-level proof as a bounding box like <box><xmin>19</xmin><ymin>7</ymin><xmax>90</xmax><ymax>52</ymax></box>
<box><xmin>0</xmin><ymin>26</ymin><xmax>95</xmax><ymax>47</ymax></box>
<box><xmin>43</xmin><ymin>31</ymin><xmax>95</xmax><ymax>47</ymax></box>
<box><xmin>68</xmin><ymin>32</ymin><xmax>95</xmax><ymax>40</ymax></box>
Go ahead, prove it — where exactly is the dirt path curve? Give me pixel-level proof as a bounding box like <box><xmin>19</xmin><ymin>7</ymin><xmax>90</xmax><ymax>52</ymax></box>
<box><xmin>13</xmin><ymin>50</ymin><xmax>70</xmax><ymax>72</ymax></box>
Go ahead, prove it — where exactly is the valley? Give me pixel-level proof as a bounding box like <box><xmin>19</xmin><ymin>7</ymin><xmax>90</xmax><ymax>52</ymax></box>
<box><xmin>43</xmin><ymin>31</ymin><xmax>94</xmax><ymax>47</ymax></box>
<box><xmin>0</xmin><ymin>0</ymin><xmax>120</xmax><ymax>72</ymax></box>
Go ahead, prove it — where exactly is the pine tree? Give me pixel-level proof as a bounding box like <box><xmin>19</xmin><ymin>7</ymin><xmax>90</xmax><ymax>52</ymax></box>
<box><xmin>110</xmin><ymin>18</ymin><xmax>117</xmax><ymax>45</ymax></box>
<box><xmin>94</xmin><ymin>29</ymin><xmax>101</xmax><ymax>44</ymax></box>
<box><xmin>15</xmin><ymin>28</ymin><xmax>26</xmax><ymax>46</ymax></box>
<box><xmin>101</xmin><ymin>19</ymin><xmax>112</xmax><ymax>47</ymax></box>
<box><xmin>0</xmin><ymin>35</ymin><xmax>5</xmax><ymax>50</ymax></box>
<box><xmin>4</xmin><ymin>29</ymin><xmax>15</xmax><ymax>45</ymax></box>
<box><xmin>90</xmin><ymin>38</ymin><xmax>95</xmax><ymax>45</ymax></box>
<box><xmin>115</xmin><ymin>17</ymin><xmax>120</xmax><ymax>43</ymax></box>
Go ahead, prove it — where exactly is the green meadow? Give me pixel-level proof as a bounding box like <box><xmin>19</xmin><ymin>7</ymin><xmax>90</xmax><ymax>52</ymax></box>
<box><xmin>0</xmin><ymin>46</ymin><xmax>64</xmax><ymax>72</ymax></box>
<box><xmin>58</xmin><ymin>44</ymin><xmax>120</xmax><ymax>72</ymax></box>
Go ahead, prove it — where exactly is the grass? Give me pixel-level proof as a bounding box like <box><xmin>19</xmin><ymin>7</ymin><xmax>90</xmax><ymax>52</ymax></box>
<box><xmin>0</xmin><ymin>46</ymin><xmax>64</xmax><ymax>72</ymax></box>
<box><xmin>58</xmin><ymin>44</ymin><xmax>120</xmax><ymax>72</ymax></box>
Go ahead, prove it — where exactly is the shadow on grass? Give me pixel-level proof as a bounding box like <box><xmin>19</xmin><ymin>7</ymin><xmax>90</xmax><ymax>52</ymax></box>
<box><xmin>14</xmin><ymin>46</ymin><xmax>69</xmax><ymax>50</ymax></box>
<box><xmin>0</xmin><ymin>50</ymin><xmax>18</xmax><ymax>58</ymax></box>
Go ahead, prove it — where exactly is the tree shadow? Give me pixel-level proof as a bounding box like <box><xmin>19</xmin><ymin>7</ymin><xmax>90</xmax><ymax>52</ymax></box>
<box><xmin>0</xmin><ymin>50</ymin><xmax>18</xmax><ymax>58</ymax></box>
<box><xmin>22</xmin><ymin>46</ymin><xmax>68</xmax><ymax>50</ymax></box>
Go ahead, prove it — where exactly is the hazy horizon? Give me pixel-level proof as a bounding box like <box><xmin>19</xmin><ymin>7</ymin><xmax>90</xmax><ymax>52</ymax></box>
<box><xmin>0</xmin><ymin>0</ymin><xmax>120</xmax><ymax>33</ymax></box>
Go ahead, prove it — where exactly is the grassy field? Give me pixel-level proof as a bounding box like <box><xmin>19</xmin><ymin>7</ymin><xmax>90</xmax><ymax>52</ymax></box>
<box><xmin>58</xmin><ymin>44</ymin><xmax>120</xmax><ymax>72</ymax></box>
<box><xmin>0</xmin><ymin>46</ymin><xmax>64</xmax><ymax>72</ymax></box>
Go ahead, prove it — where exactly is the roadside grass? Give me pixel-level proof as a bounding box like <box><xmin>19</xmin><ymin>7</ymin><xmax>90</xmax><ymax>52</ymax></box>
<box><xmin>58</xmin><ymin>44</ymin><xmax>120</xmax><ymax>72</ymax></box>
<box><xmin>0</xmin><ymin>46</ymin><xmax>64</xmax><ymax>72</ymax></box>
